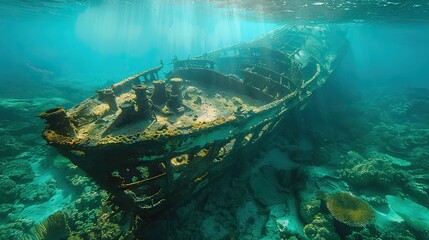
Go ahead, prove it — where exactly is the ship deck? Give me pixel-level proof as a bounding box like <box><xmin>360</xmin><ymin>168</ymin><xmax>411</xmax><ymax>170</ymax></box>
<box><xmin>69</xmin><ymin>78</ymin><xmax>268</xmax><ymax>140</ymax></box>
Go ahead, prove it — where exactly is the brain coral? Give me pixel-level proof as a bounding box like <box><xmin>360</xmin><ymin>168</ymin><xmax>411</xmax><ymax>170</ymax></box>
<box><xmin>326</xmin><ymin>191</ymin><xmax>376</xmax><ymax>227</ymax></box>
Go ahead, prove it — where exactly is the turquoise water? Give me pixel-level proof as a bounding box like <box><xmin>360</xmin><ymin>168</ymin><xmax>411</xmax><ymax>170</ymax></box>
<box><xmin>0</xmin><ymin>1</ymin><xmax>428</xmax><ymax>239</ymax></box>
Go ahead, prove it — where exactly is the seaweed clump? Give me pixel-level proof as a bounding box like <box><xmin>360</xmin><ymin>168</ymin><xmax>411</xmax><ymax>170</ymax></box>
<box><xmin>32</xmin><ymin>211</ymin><xmax>68</xmax><ymax>240</ymax></box>
<box><xmin>326</xmin><ymin>191</ymin><xmax>376</xmax><ymax>227</ymax></box>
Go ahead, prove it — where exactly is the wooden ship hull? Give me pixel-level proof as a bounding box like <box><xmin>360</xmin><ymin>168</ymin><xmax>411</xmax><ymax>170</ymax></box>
<box><xmin>39</xmin><ymin>25</ymin><xmax>348</xmax><ymax>222</ymax></box>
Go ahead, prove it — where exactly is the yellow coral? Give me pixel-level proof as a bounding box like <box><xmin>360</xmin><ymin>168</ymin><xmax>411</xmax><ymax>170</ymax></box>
<box><xmin>326</xmin><ymin>191</ymin><xmax>376</xmax><ymax>227</ymax></box>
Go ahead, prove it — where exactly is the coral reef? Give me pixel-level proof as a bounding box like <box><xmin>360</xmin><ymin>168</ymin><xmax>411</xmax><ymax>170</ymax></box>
<box><xmin>0</xmin><ymin>160</ymin><xmax>35</xmax><ymax>182</ymax></box>
<box><xmin>0</xmin><ymin>177</ymin><xmax>19</xmax><ymax>204</ymax></box>
<box><xmin>326</xmin><ymin>191</ymin><xmax>376</xmax><ymax>227</ymax></box>
<box><xmin>64</xmin><ymin>183</ymin><xmax>132</xmax><ymax>240</ymax></box>
<box><xmin>19</xmin><ymin>180</ymin><xmax>56</xmax><ymax>202</ymax></box>
<box><xmin>338</xmin><ymin>151</ymin><xmax>407</xmax><ymax>189</ymax></box>
<box><xmin>0</xmin><ymin>218</ymin><xmax>34</xmax><ymax>239</ymax></box>
<box><xmin>0</xmin><ymin>135</ymin><xmax>26</xmax><ymax>157</ymax></box>
<box><xmin>369</xmin><ymin>123</ymin><xmax>429</xmax><ymax>159</ymax></box>
<box><xmin>0</xmin><ymin>71</ymin><xmax>131</xmax><ymax>239</ymax></box>
<box><xmin>299</xmin><ymin>199</ymin><xmax>321</xmax><ymax>224</ymax></box>
<box><xmin>0</xmin><ymin>203</ymin><xmax>14</xmax><ymax>218</ymax></box>
<box><xmin>0</xmin><ymin>97</ymin><xmax>70</xmax><ymax>116</ymax></box>
<box><xmin>345</xmin><ymin>224</ymin><xmax>416</xmax><ymax>240</ymax></box>
<box><xmin>67</xmin><ymin>206</ymin><xmax>127</xmax><ymax>240</ymax></box>
<box><xmin>303</xmin><ymin>214</ymin><xmax>340</xmax><ymax>240</ymax></box>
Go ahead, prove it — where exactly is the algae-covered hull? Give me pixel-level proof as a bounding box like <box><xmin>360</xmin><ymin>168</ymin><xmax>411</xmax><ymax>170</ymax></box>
<box><xmin>39</xmin><ymin>25</ymin><xmax>348</xmax><ymax>221</ymax></box>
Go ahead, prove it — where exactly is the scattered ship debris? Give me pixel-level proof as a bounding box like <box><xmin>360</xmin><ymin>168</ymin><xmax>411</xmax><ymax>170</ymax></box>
<box><xmin>39</xmin><ymin>25</ymin><xmax>348</xmax><ymax>224</ymax></box>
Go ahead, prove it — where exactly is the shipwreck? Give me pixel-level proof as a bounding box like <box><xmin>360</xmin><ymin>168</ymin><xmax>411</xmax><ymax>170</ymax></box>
<box><xmin>39</xmin><ymin>25</ymin><xmax>348</xmax><ymax>225</ymax></box>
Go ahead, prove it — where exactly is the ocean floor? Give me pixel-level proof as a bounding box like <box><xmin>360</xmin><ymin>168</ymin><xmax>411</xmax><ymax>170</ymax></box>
<box><xmin>0</xmin><ymin>74</ymin><xmax>428</xmax><ymax>239</ymax></box>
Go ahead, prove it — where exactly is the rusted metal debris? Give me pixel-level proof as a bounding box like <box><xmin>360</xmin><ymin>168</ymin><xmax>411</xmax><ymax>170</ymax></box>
<box><xmin>39</xmin><ymin>25</ymin><xmax>348</xmax><ymax>223</ymax></box>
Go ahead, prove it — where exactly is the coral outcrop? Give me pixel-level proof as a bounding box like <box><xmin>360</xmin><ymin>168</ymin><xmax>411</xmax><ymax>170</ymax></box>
<box><xmin>303</xmin><ymin>214</ymin><xmax>340</xmax><ymax>240</ymax></box>
<box><xmin>299</xmin><ymin>199</ymin><xmax>321</xmax><ymax>224</ymax></box>
<box><xmin>0</xmin><ymin>218</ymin><xmax>34</xmax><ymax>239</ymax></box>
<box><xmin>19</xmin><ymin>181</ymin><xmax>56</xmax><ymax>202</ymax></box>
<box><xmin>339</xmin><ymin>151</ymin><xmax>407</xmax><ymax>189</ymax></box>
<box><xmin>0</xmin><ymin>203</ymin><xmax>14</xmax><ymax>217</ymax></box>
<box><xmin>0</xmin><ymin>160</ymin><xmax>35</xmax><ymax>182</ymax></box>
<box><xmin>0</xmin><ymin>135</ymin><xmax>25</xmax><ymax>157</ymax></box>
<box><xmin>64</xmin><ymin>183</ymin><xmax>131</xmax><ymax>240</ymax></box>
<box><xmin>0</xmin><ymin>177</ymin><xmax>19</xmax><ymax>204</ymax></box>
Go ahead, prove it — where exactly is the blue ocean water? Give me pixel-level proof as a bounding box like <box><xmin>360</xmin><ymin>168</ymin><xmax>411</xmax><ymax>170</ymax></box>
<box><xmin>0</xmin><ymin>1</ymin><xmax>428</xmax><ymax>239</ymax></box>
